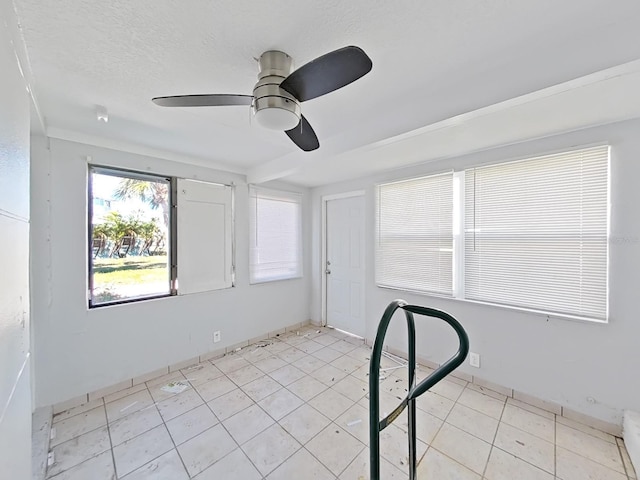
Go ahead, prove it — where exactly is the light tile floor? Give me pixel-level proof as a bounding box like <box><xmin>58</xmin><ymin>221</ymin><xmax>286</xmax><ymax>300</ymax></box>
<box><xmin>45</xmin><ymin>326</ymin><xmax>637</xmax><ymax>479</ymax></box>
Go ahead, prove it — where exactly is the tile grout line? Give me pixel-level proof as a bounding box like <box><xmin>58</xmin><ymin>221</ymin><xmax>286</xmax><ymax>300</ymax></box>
<box><xmin>407</xmin><ymin>364</ymin><xmax>465</xmax><ymax>474</ymax></box>
<box><xmin>140</xmin><ymin>382</ymin><xmax>190</xmax><ymax>479</ymax></box>
<box><xmin>102</xmin><ymin>398</ymin><xmax>121</xmax><ymax>479</ymax></box>
<box><xmin>332</xmin><ymin>443</ymin><xmax>367</xmax><ymax>478</ymax></box>
<box><xmin>282</xmin><ymin>362</ymin><xmax>367</xmax><ymax>479</ymax></box>
<box><xmin>262</xmin><ymin>336</ymin><xmax>365</xmax><ymax>477</ymax></box>
<box><xmin>46</xmin><ymin>399</ymin><xmax>111</xmax><ymax>479</ymax></box>
<box><xmin>189</xmin><ymin>365</ymin><xmax>248</xmax><ymax>477</ymax></box>
<box><xmin>555</xmin><ymin>420</ymin><xmax>628</xmax><ymax>474</ymax></box>
<box><xmin>480</xmin><ymin>393</ymin><xmax>507</xmax><ymax>478</ymax></box>
<box><xmin>486</xmin><ymin>409</ymin><xmax>558</xmax><ymax>477</ymax></box>
<box><xmin>177</xmin><ymin>351</ymin><xmax>277</xmax><ymax>477</ymax></box>
<box><xmin>53</xmin><ymin>389</ymin><xmax>162</xmax><ymax>477</ymax></box>
<box><xmin>110</xmin><ymin>374</ymin><xmax>190</xmax><ymax>479</ymax></box>
<box><xmin>258</xmin><ymin>345</ymin><xmax>336</xmax><ymax>476</ymax></box>
<box><xmin>247</xmin><ymin>332</ymin><xmax>367</xmax><ymax>477</ymax></box>
<box><xmin>113</xmin><ymin>371</ymin><xmax>190</xmax><ymax>477</ymax></box>
<box><xmin>506</xmin><ymin>396</ymin><xmax>557</xmax><ymax>422</ymax></box>
<box><xmin>418</xmin><ymin>381</ymin><xmax>541</xmax><ymax>477</ymax></box>
<box><xmin>204</xmin><ymin>344</ymin><xmax>307</xmax><ymax>478</ymax></box>
<box><xmin>616</xmin><ymin>437</ymin><xmax>631</xmax><ymax>479</ymax></box>
<box><xmin>557</xmin><ymin>415</ymin><xmax>620</xmax><ymax>444</ymax></box>
<box><xmin>460</xmin><ymin>394</ymin><xmax>557</xmax><ymax>448</ymax></box>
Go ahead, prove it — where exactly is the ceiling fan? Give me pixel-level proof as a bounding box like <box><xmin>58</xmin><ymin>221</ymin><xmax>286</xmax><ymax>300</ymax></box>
<box><xmin>152</xmin><ymin>46</ymin><xmax>372</xmax><ymax>152</ymax></box>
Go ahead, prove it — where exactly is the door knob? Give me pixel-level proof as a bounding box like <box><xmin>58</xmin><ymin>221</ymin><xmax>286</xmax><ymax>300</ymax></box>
<box><xmin>325</xmin><ymin>269</ymin><xmax>331</xmax><ymax>274</ymax></box>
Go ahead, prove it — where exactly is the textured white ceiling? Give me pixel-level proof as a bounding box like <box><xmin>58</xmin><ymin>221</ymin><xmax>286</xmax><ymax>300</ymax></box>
<box><xmin>13</xmin><ymin>0</ymin><xmax>640</xmax><ymax>184</ymax></box>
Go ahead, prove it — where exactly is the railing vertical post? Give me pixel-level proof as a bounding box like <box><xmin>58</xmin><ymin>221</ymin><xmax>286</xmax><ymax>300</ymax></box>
<box><xmin>369</xmin><ymin>337</ymin><xmax>381</xmax><ymax>480</ymax></box>
<box><xmin>405</xmin><ymin>309</ymin><xmax>417</xmax><ymax>480</ymax></box>
<box><xmin>369</xmin><ymin>300</ymin><xmax>406</xmax><ymax>480</ymax></box>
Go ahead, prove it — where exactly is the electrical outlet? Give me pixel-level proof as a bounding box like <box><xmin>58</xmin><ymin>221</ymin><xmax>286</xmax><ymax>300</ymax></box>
<box><xmin>469</xmin><ymin>352</ymin><xmax>480</xmax><ymax>368</ymax></box>
<box><xmin>213</xmin><ymin>331</ymin><xmax>221</xmax><ymax>343</ymax></box>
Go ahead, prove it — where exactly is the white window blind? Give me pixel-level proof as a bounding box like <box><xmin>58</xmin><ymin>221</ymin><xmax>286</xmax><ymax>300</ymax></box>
<box><xmin>376</xmin><ymin>172</ymin><xmax>454</xmax><ymax>295</ymax></box>
<box><xmin>464</xmin><ymin>146</ymin><xmax>609</xmax><ymax>320</ymax></box>
<box><xmin>249</xmin><ymin>187</ymin><xmax>303</xmax><ymax>283</ymax></box>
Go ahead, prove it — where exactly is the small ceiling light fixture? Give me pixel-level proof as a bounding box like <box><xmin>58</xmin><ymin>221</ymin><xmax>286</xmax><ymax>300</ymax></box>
<box><xmin>254</xmin><ymin>105</ymin><xmax>300</xmax><ymax>131</ymax></box>
<box><xmin>96</xmin><ymin>105</ymin><xmax>109</xmax><ymax>123</ymax></box>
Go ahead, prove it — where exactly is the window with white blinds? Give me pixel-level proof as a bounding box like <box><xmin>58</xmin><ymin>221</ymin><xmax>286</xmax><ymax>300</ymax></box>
<box><xmin>376</xmin><ymin>172</ymin><xmax>454</xmax><ymax>295</ymax></box>
<box><xmin>249</xmin><ymin>187</ymin><xmax>303</xmax><ymax>284</ymax></box>
<box><xmin>464</xmin><ymin>146</ymin><xmax>609</xmax><ymax>320</ymax></box>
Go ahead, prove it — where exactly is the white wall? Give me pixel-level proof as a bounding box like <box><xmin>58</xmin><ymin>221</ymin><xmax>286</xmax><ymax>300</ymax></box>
<box><xmin>311</xmin><ymin>119</ymin><xmax>640</xmax><ymax>426</ymax></box>
<box><xmin>0</xmin><ymin>0</ymin><xmax>32</xmax><ymax>476</ymax></box>
<box><xmin>31</xmin><ymin>138</ymin><xmax>311</xmax><ymax>407</ymax></box>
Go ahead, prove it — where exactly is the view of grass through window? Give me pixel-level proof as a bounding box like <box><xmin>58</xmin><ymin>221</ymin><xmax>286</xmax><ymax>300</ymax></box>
<box><xmin>90</xmin><ymin>168</ymin><xmax>171</xmax><ymax>306</ymax></box>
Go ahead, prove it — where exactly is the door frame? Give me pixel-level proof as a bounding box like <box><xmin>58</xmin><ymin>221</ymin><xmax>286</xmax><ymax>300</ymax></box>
<box><xmin>321</xmin><ymin>190</ymin><xmax>366</xmax><ymax>327</ymax></box>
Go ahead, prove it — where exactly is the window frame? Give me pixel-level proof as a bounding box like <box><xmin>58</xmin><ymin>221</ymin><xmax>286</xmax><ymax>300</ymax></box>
<box><xmin>374</xmin><ymin>145</ymin><xmax>610</xmax><ymax>323</ymax></box>
<box><xmin>87</xmin><ymin>165</ymin><xmax>177</xmax><ymax>308</ymax></box>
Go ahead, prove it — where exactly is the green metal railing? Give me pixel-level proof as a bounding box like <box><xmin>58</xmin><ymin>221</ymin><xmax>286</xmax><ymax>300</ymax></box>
<box><xmin>369</xmin><ymin>300</ymin><xmax>470</xmax><ymax>480</ymax></box>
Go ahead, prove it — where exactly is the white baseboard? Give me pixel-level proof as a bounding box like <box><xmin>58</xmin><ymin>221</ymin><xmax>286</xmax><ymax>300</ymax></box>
<box><xmin>624</xmin><ymin>410</ymin><xmax>640</xmax><ymax>476</ymax></box>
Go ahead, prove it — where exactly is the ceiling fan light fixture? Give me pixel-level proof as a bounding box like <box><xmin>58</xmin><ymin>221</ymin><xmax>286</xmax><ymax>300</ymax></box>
<box><xmin>254</xmin><ymin>106</ymin><xmax>300</xmax><ymax>130</ymax></box>
<box><xmin>151</xmin><ymin>46</ymin><xmax>372</xmax><ymax>150</ymax></box>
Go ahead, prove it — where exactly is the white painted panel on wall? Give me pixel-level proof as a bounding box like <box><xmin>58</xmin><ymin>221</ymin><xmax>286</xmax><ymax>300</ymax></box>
<box><xmin>0</xmin><ymin>216</ymin><xmax>30</xmax><ymax>402</ymax></box>
<box><xmin>0</xmin><ymin>3</ymin><xmax>31</xmax><ymax>477</ymax></box>
<box><xmin>0</xmin><ymin>360</ymin><xmax>31</xmax><ymax>476</ymax></box>
<box><xmin>177</xmin><ymin>179</ymin><xmax>233</xmax><ymax>294</ymax></box>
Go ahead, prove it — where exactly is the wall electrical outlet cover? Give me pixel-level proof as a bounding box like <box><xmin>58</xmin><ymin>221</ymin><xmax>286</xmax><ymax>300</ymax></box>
<box><xmin>469</xmin><ymin>352</ymin><xmax>481</xmax><ymax>368</ymax></box>
<box><xmin>213</xmin><ymin>331</ymin><xmax>221</xmax><ymax>343</ymax></box>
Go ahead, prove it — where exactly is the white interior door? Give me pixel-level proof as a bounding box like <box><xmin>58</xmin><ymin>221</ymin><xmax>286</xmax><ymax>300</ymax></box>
<box><xmin>326</xmin><ymin>195</ymin><xmax>365</xmax><ymax>336</ymax></box>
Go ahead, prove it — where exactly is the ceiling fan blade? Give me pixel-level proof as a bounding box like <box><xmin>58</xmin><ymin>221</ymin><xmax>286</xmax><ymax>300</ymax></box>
<box><xmin>279</xmin><ymin>46</ymin><xmax>372</xmax><ymax>102</ymax></box>
<box><xmin>152</xmin><ymin>94</ymin><xmax>253</xmax><ymax>107</ymax></box>
<box><xmin>285</xmin><ymin>115</ymin><xmax>319</xmax><ymax>152</ymax></box>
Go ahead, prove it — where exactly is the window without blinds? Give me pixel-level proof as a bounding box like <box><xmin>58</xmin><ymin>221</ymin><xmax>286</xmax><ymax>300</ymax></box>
<box><xmin>464</xmin><ymin>146</ymin><xmax>609</xmax><ymax>320</ymax></box>
<box><xmin>249</xmin><ymin>187</ymin><xmax>303</xmax><ymax>283</ymax></box>
<box><xmin>376</xmin><ymin>172</ymin><xmax>454</xmax><ymax>295</ymax></box>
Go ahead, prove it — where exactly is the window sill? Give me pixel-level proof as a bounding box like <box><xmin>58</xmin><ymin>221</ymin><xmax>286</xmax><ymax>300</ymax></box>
<box><xmin>375</xmin><ymin>284</ymin><xmax>608</xmax><ymax>325</ymax></box>
<box><xmin>249</xmin><ymin>275</ymin><xmax>304</xmax><ymax>285</ymax></box>
<box><xmin>88</xmin><ymin>293</ymin><xmax>173</xmax><ymax>309</ymax></box>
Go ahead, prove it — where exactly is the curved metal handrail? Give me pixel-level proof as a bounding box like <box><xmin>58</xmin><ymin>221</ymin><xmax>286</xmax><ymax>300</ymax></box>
<box><xmin>369</xmin><ymin>300</ymin><xmax>469</xmax><ymax>480</ymax></box>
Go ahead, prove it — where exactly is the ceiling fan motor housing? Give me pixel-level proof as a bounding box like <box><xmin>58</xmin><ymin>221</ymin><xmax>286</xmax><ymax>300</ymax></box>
<box><xmin>253</xmin><ymin>50</ymin><xmax>301</xmax><ymax>130</ymax></box>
